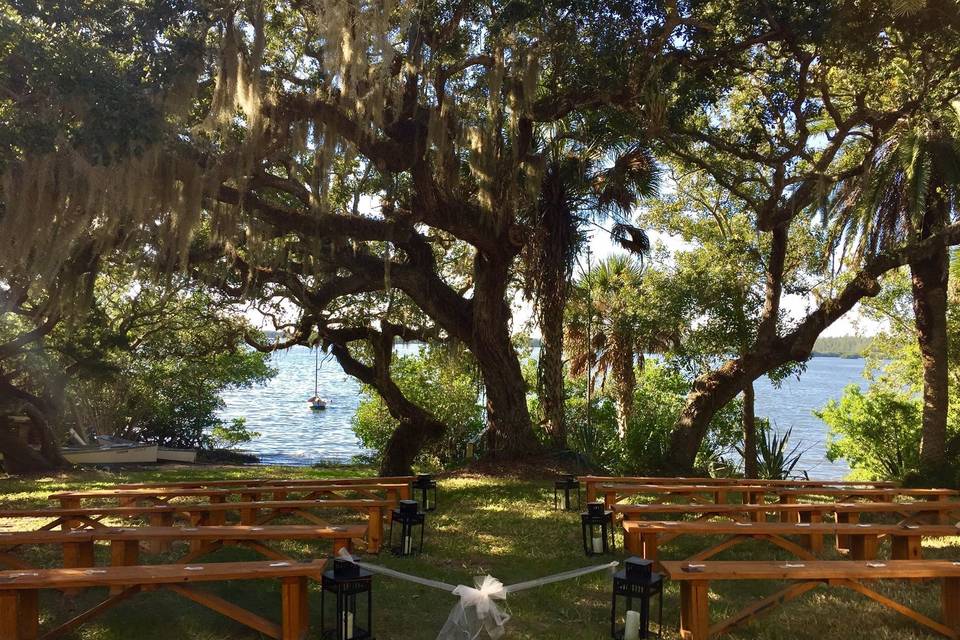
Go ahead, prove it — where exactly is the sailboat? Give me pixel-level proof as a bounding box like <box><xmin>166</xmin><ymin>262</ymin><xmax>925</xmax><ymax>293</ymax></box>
<box><xmin>308</xmin><ymin>348</ymin><xmax>328</xmax><ymax>410</ymax></box>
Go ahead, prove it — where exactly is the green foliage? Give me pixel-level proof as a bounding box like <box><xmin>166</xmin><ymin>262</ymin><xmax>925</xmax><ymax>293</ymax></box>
<box><xmin>751</xmin><ymin>424</ymin><xmax>809</xmax><ymax>480</ymax></box>
<box><xmin>62</xmin><ymin>270</ymin><xmax>276</xmax><ymax>449</ymax></box>
<box><xmin>209</xmin><ymin>418</ymin><xmax>260</xmax><ymax>450</ymax></box>
<box><xmin>818</xmin><ymin>384</ymin><xmax>923</xmax><ymax>479</ymax></box>
<box><xmin>562</xmin><ymin>362</ymin><xmax>743</xmax><ymax>474</ymax></box>
<box><xmin>812</xmin><ymin>335</ymin><xmax>874</xmax><ymax>359</ymax></box>
<box><xmin>352</xmin><ymin>346</ymin><xmax>484</xmax><ymax>468</ymax></box>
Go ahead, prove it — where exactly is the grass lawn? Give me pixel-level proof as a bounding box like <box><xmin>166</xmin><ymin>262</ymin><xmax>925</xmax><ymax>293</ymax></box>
<box><xmin>1</xmin><ymin>465</ymin><xmax>958</xmax><ymax>639</ymax></box>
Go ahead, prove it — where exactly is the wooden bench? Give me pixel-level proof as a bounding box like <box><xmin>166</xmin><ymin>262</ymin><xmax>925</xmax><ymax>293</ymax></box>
<box><xmin>0</xmin><ymin>499</ymin><xmax>389</xmax><ymax>552</ymax></box>
<box><xmin>662</xmin><ymin>560</ymin><xmax>960</xmax><ymax>640</ymax></box>
<box><xmin>581</xmin><ymin>476</ymin><xmax>898</xmax><ymax>502</ymax></box>
<box><xmin>622</xmin><ymin>519</ymin><xmax>960</xmax><ymax>562</ymax></box>
<box><xmin>49</xmin><ymin>482</ymin><xmax>411</xmax><ymax>510</ymax></box>
<box><xmin>0</xmin><ymin>559</ymin><xmax>325</xmax><ymax>640</ymax></box>
<box><xmin>613</xmin><ymin>500</ymin><xmax>960</xmax><ymax>551</ymax></box>
<box><xmin>0</xmin><ymin>524</ymin><xmax>365</xmax><ymax>571</ymax></box>
<box><xmin>112</xmin><ymin>475</ymin><xmax>416</xmax><ymax>490</ymax></box>
<box><xmin>599</xmin><ymin>483</ymin><xmax>957</xmax><ymax>510</ymax></box>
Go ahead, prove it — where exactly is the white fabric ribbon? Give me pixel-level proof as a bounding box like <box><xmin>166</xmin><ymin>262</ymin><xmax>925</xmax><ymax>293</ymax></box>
<box><xmin>437</xmin><ymin>575</ymin><xmax>510</xmax><ymax>640</ymax></box>
<box><xmin>336</xmin><ymin>549</ymin><xmax>617</xmax><ymax>640</ymax></box>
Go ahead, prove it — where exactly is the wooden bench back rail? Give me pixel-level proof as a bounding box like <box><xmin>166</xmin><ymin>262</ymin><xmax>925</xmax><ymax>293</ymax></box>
<box><xmin>0</xmin><ymin>560</ymin><xmax>326</xmax><ymax>640</ymax></box>
<box><xmin>581</xmin><ymin>476</ymin><xmax>898</xmax><ymax>501</ymax></box>
<box><xmin>598</xmin><ymin>484</ymin><xmax>957</xmax><ymax>508</ymax></box>
<box><xmin>0</xmin><ymin>525</ymin><xmax>366</xmax><ymax>572</ymax></box>
<box><xmin>0</xmin><ymin>499</ymin><xmax>391</xmax><ymax>553</ymax></box>
<box><xmin>621</xmin><ymin>519</ymin><xmax>960</xmax><ymax>562</ymax></box>
<box><xmin>612</xmin><ymin>501</ymin><xmax>960</xmax><ymax>517</ymax></box>
<box><xmin>112</xmin><ymin>476</ymin><xmax>417</xmax><ymax>490</ymax></box>
<box><xmin>580</xmin><ymin>475</ymin><xmax>898</xmax><ymax>488</ymax></box>
<box><xmin>661</xmin><ymin>560</ymin><xmax>960</xmax><ymax>640</ymax></box>
<box><xmin>49</xmin><ymin>482</ymin><xmax>411</xmax><ymax>503</ymax></box>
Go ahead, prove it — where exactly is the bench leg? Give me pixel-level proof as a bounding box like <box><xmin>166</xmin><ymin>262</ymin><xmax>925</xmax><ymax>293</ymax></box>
<box><xmin>778</xmin><ymin>495</ymin><xmax>799</xmax><ymax>523</ymax></box>
<box><xmin>58</xmin><ymin>497</ymin><xmax>82</xmax><ymax>530</ymax></box>
<box><xmin>891</xmin><ymin>534</ymin><xmax>923</xmax><ymax>561</ymax></box>
<box><xmin>944</xmin><ymin>577</ymin><xmax>960</xmax><ymax>633</ymax></box>
<box><xmin>747</xmin><ymin>491</ymin><xmax>764</xmax><ymax>523</ymax></box>
<box><xmin>147</xmin><ymin>513</ymin><xmax>174</xmax><ymax>553</ymax></box>
<box><xmin>604</xmin><ymin>491</ymin><xmax>616</xmax><ymax>509</ymax></box>
<box><xmin>367</xmin><ymin>507</ymin><xmax>382</xmax><ymax>554</ymax></box>
<box><xmin>836</xmin><ymin>512</ymin><xmax>859</xmax><ymax>552</ymax></box>
<box><xmin>333</xmin><ymin>537</ymin><xmax>352</xmax><ymax>556</ymax></box>
<box><xmin>62</xmin><ymin>541</ymin><xmax>95</xmax><ymax>569</ymax></box>
<box><xmin>679</xmin><ymin>580</ymin><xmax>710</xmax><ymax>640</ymax></box>
<box><xmin>281</xmin><ymin>576</ymin><xmax>309</xmax><ymax>640</ymax></box>
<box><xmin>850</xmin><ymin>534</ymin><xmax>879</xmax><ymax>561</ymax></box>
<box><xmin>240</xmin><ymin>493</ymin><xmax>260</xmax><ymax>525</ymax></box>
<box><xmin>208</xmin><ymin>496</ymin><xmax>227</xmax><ymax>526</ymax></box>
<box><xmin>110</xmin><ymin>540</ymin><xmax>141</xmax><ymax>595</ymax></box>
<box><xmin>933</xmin><ymin>495</ymin><xmax>951</xmax><ymax>525</ymax></box>
<box><xmin>797</xmin><ymin>511</ymin><xmax>823</xmax><ymax>554</ymax></box>
<box><xmin>624</xmin><ymin>528</ymin><xmax>641</xmax><ymax>555</ymax></box>
<box><xmin>0</xmin><ymin>589</ymin><xmax>39</xmax><ymax>640</ymax></box>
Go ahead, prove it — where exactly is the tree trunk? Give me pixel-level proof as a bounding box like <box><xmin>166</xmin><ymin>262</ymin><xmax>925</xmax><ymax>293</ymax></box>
<box><xmin>473</xmin><ymin>252</ymin><xmax>539</xmax><ymax>456</ymax></box>
<box><xmin>911</xmin><ymin>249</ymin><xmax>950</xmax><ymax>470</ymax></box>
<box><xmin>0</xmin><ymin>430</ymin><xmax>62</xmax><ymax>474</ymax></box>
<box><xmin>612</xmin><ymin>336</ymin><xmax>636</xmax><ymax>441</ymax></box>
<box><xmin>326</xmin><ymin>337</ymin><xmax>447</xmax><ymax>475</ymax></box>
<box><xmin>742</xmin><ymin>381</ymin><xmax>758</xmax><ymax>479</ymax></box>
<box><xmin>539</xmin><ymin>306</ymin><xmax>567</xmax><ymax>448</ymax></box>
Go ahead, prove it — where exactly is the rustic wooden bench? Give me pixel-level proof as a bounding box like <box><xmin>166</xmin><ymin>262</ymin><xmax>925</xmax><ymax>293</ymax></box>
<box><xmin>613</xmin><ymin>500</ymin><xmax>960</xmax><ymax>552</ymax></box>
<box><xmin>0</xmin><ymin>524</ymin><xmax>364</xmax><ymax>571</ymax></box>
<box><xmin>0</xmin><ymin>559</ymin><xmax>325</xmax><ymax>640</ymax></box>
<box><xmin>0</xmin><ymin>499</ymin><xmax>389</xmax><ymax>552</ymax></box>
<box><xmin>112</xmin><ymin>475</ymin><xmax>416</xmax><ymax>490</ymax></box>
<box><xmin>599</xmin><ymin>483</ymin><xmax>957</xmax><ymax>510</ymax></box>
<box><xmin>581</xmin><ymin>476</ymin><xmax>898</xmax><ymax>502</ymax></box>
<box><xmin>49</xmin><ymin>482</ymin><xmax>411</xmax><ymax>510</ymax></box>
<box><xmin>622</xmin><ymin>519</ymin><xmax>960</xmax><ymax>562</ymax></box>
<box><xmin>662</xmin><ymin>560</ymin><xmax>960</xmax><ymax>640</ymax></box>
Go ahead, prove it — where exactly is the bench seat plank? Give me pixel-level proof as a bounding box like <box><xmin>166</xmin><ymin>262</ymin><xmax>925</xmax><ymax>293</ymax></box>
<box><xmin>663</xmin><ymin>561</ymin><xmax>960</xmax><ymax>640</ymax></box>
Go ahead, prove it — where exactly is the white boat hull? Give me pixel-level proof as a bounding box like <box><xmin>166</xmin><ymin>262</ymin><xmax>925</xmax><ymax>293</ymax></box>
<box><xmin>157</xmin><ymin>447</ymin><xmax>197</xmax><ymax>463</ymax></box>
<box><xmin>63</xmin><ymin>444</ymin><xmax>159</xmax><ymax>465</ymax></box>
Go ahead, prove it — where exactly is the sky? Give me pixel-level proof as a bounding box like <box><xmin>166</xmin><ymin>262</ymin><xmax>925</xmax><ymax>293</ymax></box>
<box><xmin>510</xmin><ymin>227</ymin><xmax>882</xmax><ymax>338</ymax></box>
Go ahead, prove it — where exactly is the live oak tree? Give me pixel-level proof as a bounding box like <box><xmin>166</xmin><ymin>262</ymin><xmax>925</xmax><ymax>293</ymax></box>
<box><xmin>658</xmin><ymin>2</ymin><xmax>960</xmax><ymax>472</ymax></box>
<box><xmin>4</xmin><ymin>0</ymin><xmax>785</xmax><ymax>472</ymax></box>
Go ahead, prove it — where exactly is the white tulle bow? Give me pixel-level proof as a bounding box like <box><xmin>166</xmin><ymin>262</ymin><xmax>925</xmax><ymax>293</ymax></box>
<box><xmin>437</xmin><ymin>575</ymin><xmax>510</xmax><ymax>639</ymax></box>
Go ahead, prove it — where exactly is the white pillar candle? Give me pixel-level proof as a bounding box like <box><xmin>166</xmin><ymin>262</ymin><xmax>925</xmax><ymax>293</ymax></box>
<box><xmin>592</xmin><ymin>536</ymin><xmax>603</xmax><ymax>553</ymax></box>
<box><xmin>404</xmin><ymin>534</ymin><xmax>412</xmax><ymax>554</ymax></box>
<box><xmin>624</xmin><ymin>609</ymin><xmax>641</xmax><ymax>640</ymax></box>
<box><xmin>342</xmin><ymin>611</ymin><xmax>354</xmax><ymax>639</ymax></box>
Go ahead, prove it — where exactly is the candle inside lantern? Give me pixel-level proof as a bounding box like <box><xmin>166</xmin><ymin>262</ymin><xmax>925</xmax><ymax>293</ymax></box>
<box><xmin>592</xmin><ymin>535</ymin><xmax>603</xmax><ymax>553</ymax></box>
<box><xmin>624</xmin><ymin>609</ymin><xmax>641</xmax><ymax>640</ymax></box>
<box><xmin>404</xmin><ymin>534</ymin><xmax>412</xmax><ymax>554</ymax></box>
<box><xmin>342</xmin><ymin>611</ymin><xmax>354</xmax><ymax>639</ymax></box>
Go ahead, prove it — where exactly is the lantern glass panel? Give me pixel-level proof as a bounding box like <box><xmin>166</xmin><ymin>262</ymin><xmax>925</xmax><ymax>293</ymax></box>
<box><xmin>321</xmin><ymin>567</ymin><xmax>374</xmax><ymax>640</ymax></box>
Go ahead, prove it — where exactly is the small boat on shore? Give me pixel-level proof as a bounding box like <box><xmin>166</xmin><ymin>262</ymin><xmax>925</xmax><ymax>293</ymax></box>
<box><xmin>157</xmin><ymin>447</ymin><xmax>198</xmax><ymax>463</ymax></box>
<box><xmin>62</xmin><ymin>443</ymin><xmax>159</xmax><ymax>465</ymax></box>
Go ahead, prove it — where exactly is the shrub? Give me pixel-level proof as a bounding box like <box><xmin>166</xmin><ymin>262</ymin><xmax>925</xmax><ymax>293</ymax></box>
<box><xmin>352</xmin><ymin>346</ymin><xmax>484</xmax><ymax>467</ymax></box>
<box><xmin>817</xmin><ymin>384</ymin><xmax>922</xmax><ymax>480</ymax></box>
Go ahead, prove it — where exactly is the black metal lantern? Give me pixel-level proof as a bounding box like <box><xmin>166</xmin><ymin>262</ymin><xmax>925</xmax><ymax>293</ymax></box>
<box><xmin>321</xmin><ymin>558</ymin><xmax>374</xmax><ymax>640</ymax></box>
<box><xmin>581</xmin><ymin>501</ymin><xmax>615</xmax><ymax>555</ymax></box>
<box><xmin>412</xmin><ymin>474</ymin><xmax>438</xmax><ymax>512</ymax></box>
<box><xmin>389</xmin><ymin>499</ymin><xmax>425</xmax><ymax>556</ymax></box>
<box><xmin>554</xmin><ymin>474</ymin><xmax>581</xmax><ymax>511</ymax></box>
<box><xmin>611</xmin><ymin>557</ymin><xmax>663</xmax><ymax>640</ymax></box>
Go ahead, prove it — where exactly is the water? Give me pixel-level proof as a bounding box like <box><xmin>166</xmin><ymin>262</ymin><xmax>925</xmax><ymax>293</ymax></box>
<box><xmin>219</xmin><ymin>346</ymin><xmax>868</xmax><ymax>477</ymax></box>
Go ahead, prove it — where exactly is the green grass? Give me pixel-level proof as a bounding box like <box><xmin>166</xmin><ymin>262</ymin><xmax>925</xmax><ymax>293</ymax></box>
<box><xmin>1</xmin><ymin>466</ymin><xmax>958</xmax><ymax>639</ymax></box>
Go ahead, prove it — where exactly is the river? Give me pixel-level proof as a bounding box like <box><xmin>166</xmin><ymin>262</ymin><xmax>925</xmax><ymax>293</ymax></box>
<box><xmin>218</xmin><ymin>346</ymin><xmax>866</xmax><ymax>478</ymax></box>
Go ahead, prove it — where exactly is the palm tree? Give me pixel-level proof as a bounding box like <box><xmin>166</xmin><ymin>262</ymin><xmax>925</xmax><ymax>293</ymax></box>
<box><xmin>524</xmin><ymin>137</ymin><xmax>657</xmax><ymax>448</ymax></box>
<box><xmin>829</xmin><ymin>111</ymin><xmax>960</xmax><ymax>472</ymax></box>
<box><xmin>565</xmin><ymin>255</ymin><xmax>648</xmax><ymax>440</ymax></box>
